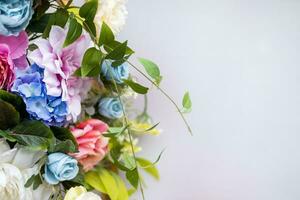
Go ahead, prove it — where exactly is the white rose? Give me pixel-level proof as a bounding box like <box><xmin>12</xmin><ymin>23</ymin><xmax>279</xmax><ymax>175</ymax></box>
<box><xmin>64</xmin><ymin>186</ymin><xmax>102</xmax><ymax>200</ymax></box>
<box><xmin>94</xmin><ymin>0</ymin><xmax>128</xmax><ymax>35</ymax></box>
<box><xmin>0</xmin><ymin>139</ymin><xmax>54</xmax><ymax>200</ymax></box>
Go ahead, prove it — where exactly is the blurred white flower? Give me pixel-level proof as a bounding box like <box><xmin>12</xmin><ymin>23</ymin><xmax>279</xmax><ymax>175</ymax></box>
<box><xmin>94</xmin><ymin>0</ymin><xmax>128</xmax><ymax>35</ymax></box>
<box><xmin>0</xmin><ymin>140</ymin><xmax>53</xmax><ymax>200</ymax></box>
<box><xmin>64</xmin><ymin>186</ymin><xmax>101</xmax><ymax>200</ymax></box>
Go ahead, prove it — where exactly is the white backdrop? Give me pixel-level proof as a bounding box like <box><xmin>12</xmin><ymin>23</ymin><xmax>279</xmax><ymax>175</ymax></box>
<box><xmin>78</xmin><ymin>0</ymin><xmax>300</xmax><ymax>199</ymax></box>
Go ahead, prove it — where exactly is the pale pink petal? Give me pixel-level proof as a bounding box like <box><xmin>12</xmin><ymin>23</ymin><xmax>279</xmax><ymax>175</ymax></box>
<box><xmin>49</xmin><ymin>26</ymin><xmax>66</xmax><ymax>50</ymax></box>
<box><xmin>28</xmin><ymin>49</ymin><xmax>43</xmax><ymax>67</ymax></box>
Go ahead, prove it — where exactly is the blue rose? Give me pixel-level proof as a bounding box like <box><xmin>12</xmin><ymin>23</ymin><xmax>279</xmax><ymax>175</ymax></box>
<box><xmin>98</xmin><ymin>97</ymin><xmax>123</xmax><ymax>119</ymax></box>
<box><xmin>0</xmin><ymin>0</ymin><xmax>33</xmax><ymax>36</ymax></box>
<box><xmin>44</xmin><ymin>153</ymin><xmax>79</xmax><ymax>185</ymax></box>
<box><xmin>11</xmin><ymin>64</ymin><xmax>68</xmax><ymax>126</ymax></box>
<box><xmin>101</xmin><ymin>61</ymin><xmax>129</xmax><ymax>84</ymax></box>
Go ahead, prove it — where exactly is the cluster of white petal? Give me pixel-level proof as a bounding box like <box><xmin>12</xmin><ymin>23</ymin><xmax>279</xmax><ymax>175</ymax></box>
<box><xmin>94</xmin><ymin>0</ymin><xmax>128</xmax><ymax>35</ymax></box>
<box><xmin>0</xmin><ymin>140</ymin><xmax>53</xmax><ymax>200</ymax></box>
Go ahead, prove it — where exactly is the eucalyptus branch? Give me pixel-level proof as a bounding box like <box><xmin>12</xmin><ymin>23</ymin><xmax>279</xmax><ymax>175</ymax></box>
<box><xmin>105</xmin><ymin>61</ymin><xmax>146</xmax><ymax>200</ymax></box>
<box><xmin>127</xmin><ymin>61</ymin><xmax>193</xmax><ymax>135</ymax></box>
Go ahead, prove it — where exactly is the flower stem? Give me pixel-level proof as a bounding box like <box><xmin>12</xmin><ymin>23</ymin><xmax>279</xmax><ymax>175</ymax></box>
<box><xmin>105</xmin><ymin>61</ymin><xmax>146</xmax><ymax>200</ymax></box>
<box><xmin>127</xmin><ymin>61</ymin><xmax>193</xmax><ymax>135</ymax></box>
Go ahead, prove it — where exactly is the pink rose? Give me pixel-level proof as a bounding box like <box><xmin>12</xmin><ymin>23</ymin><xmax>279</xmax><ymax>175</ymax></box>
<box><xmin>0</xmin><ymin>31</ymin><xmax>29</xmax><ymax>90</ymax></box>
<box><xmin>0</xmin><ymin>45</ymin><xmax>14</xmax><ymax>90</ymax></box>
<box><xmin>70</xmin><ymin>119</ymin><xmax>109</xmax><ymax>171</ymax></box>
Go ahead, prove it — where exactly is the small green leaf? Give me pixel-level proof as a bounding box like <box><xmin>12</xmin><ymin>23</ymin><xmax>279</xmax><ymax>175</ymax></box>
<box><xmin>122</xmin><ymin>153</ymin><xmax>136</xmax><ymax>170</ymax></box>
<box><xmin>25</xmin><ymin>174</ymin><xmax>42</xmax><ymax>190</ymax></box>
<box><xmin>83</xmin><ymin>19</ymin><xmax>96</xmax><ymax>38</ymax></box>
<box><xmin>0</xmin><ymin>130</ymin><xmax>16</xmax><ymax>142</ymax></box>
<box><xmin>88</xmin><ymin>168</ymin><xmax>128</xmax><ymax>200</ymax></box>
<box><xmin>104</xmin><ymin>125</ymin><xmax>129</xmax><ymax>138</ymax></box>
<box><xmin>50</xmin><ymin>126</ymin><xmax>78</xmax><ymax>150</ymax></box>
<box><xmin>104</xmin><ymin>41</ymin><xmax>134</xmax><ymax>56</ymax></box>
<box><xmin>53</xmin><ymin>140</ymin><xmax>77</xmax><ymax>153</ymax></box>
<box><xmin>10</xmin><ymin>120</ymin><xmax>54</xmax><ymax>151</ymax></box>
<box><xmin>145</xmin><ymin>122</ymin><xmax>160</xmax><ymax>132</ymax></box>
<box><xmin>0</xmin><ymin>89</ymin><xmax>26</xmax><ymax>118</ymax></box>
<box><xmin>123</xmin><ymin>79</ymin><xmax>149</xmax><ymax>94</ymax></box>
<box><xmin>138</xmin><ymin>58</ymin><xmax>162</xmax><ymax>85</ymax></box>
<box><xmin>182</xmin><ymin>92</ymin><xmax>192</xmax><ymax>112</ymax></box>
<box><xmin>110</xmin><ymin>172</ymin><xmax>129</xmax><ymax>200</ymax></box>
<box><xmin>0</xmin><ymin>99</ymin><xmax>20</xmax><ymax>130</ymax></box>
<box><xmin>24</xmin><ymin>175</ymin><xmax>35</xmax><ymax>188</ymax></box>
<box><xmin>85</xmin><ymin>171</ymin><xmax>107</xmax><ymax>193</ymax></box>
<box><xmin>106</xmin><ymin>41</ymin><xmax>128</xmax><ymax>60</ymax></box>
<box><xmin>137</xmin><ymin>158</ymin><xmax>160</xmax><ymax>180</ymax></box>
<box><xmin>32</xmin><ymin>175</ymin><xmax>42</xmax><ymax>190</ymax></box>
<box><xmin>98</xmin><ymin>22</ymin><xmax>115</xmax><ymax>46</ymax></box>
<box><xmin>126</xmin><ymin>168</ymin><xmax>139</xmax><ymax>189</ymax></box>
<box><xmin>27</xmin><ymin>13</ymin><xmax>51</xmax><ymax>33</ymax></box>
<box><xmin>80</xmin><ymin>47</ymin><xmax>103</xmax><ymax>77</ymax></box>
<box><xmin>79</xmin><ymin>0</ymin><xmax>98</xmax><ymax>21</ymax></box>
<box><xmin>63</xmin><ymin>17</ymin><xmax>82</xmax><ymax>47</ymax></box>
<box><xmin>110</xmin><ymin>149</ymin><xmax>131</xmax><ymax>171</ymax></box>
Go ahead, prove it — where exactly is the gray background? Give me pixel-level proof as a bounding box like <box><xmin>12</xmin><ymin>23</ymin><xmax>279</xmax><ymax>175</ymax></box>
<box><xmin>80</xmin><ymin>0</ymin><xmax>300</xmax><ymax>199</ymax></box>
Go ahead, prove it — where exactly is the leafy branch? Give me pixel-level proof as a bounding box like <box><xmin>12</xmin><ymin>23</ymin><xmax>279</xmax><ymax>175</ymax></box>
<box><xmin>127</xmin><ymin>61</ymin><xmax>193</xmax><ymax>135</ymax></box>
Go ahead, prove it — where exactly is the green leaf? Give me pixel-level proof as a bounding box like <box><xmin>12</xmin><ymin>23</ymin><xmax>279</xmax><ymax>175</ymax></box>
<box><xmin>9</xmin><ymin>120</ymin><xmax>54</xmax><ymax>151</ymax></box>
<box><xmin>145</xmin><ymin>122</ymin><xmax>160</xmax><ymax>132</ymax></box>
<box><xmin>98</xmin><ymin>22</ymin><xmax>115</xmax><ymax>46</ymax></box>
<box><xmin>110</xmin><ymin>172</ymin><xmax>129</xmax><ymax>200</ymax></box>
<box><xmin>43</xmin><ymin>9</ymin><xmax>69</xmax><ymax>38</ymax></box>
<box><xmin>123</xmin><ymin>79</ymin><xmax>149</xmax><ymax>94</ymax></box>
<box><xmin>136</xmin><ymin>158</ymin><xmax>160</xmax><ymax>180</ymax></box>
<box><xmin>104</xmin><ymin>41</ymin><xmax>134</xmax><ymax>56</ymax></box>
<box><xmin>182</xmin><ymin>91</ymin><xmax>192</xmax><ymax>112</ymax></box>
<box><xmin>138</xmin><ymin>58</ymin><xmax>162</xmax><ymax>85</ymax></box>
<box><xmin>106</xmin><ymin>41</ymin><xmax>128</xmax><ymax>60</ymax></box>
<box><xmin>53</xmin><ymin>140</ymin><xmax>77</xmax><ymax>153</ymax></box>
<box><xmin>85</xmin><ymin>168</ymin><xmax>128</xmax><ymax>200</ymax></box>
<box><xmin>24</xmin><ymin>174</ymin><xmax>42</xmax><ymax>190</ymax></box>
<box><xmin>27</xmin><ymin>13</ymin><xmax>51</xmax><ymax>33</ymax></box>
<box><xmin>110</xmin><ymin>149</ymin><xmax>131</xmax><ymax>171</ymax></box>
<box><xmin>85</xmin><ymin>171</ymin><xmax>106</xmax><ymax>192</ymax></box>
<box><xmin>50</xmin><ymin>126</ymin><xmax>78</xmax><ymax>150</ymax></box>
<box><xmin>0</xmin><ymin>130</ymin><xmax>16</xmax><ymax>142</ymax></box>
<box><xmin>126</xmin><ymin>168</ymin><xmax>139</xmax><ymax>189</ymax></box>
<box><xmin>32</xmin><ymin>175</ymin><xmax>42</xmax><ymax>190</ymax></box>
<box><xmin>79</xmin><ymin>0</ymin><xmax>98</xmax><ymax>21</ymax></box>
<box><xmin>63</xmin><ymin>17</ymin><xmax>82</xmax><ymax>47</ymax></box>
<box><xmin>80</xmin><ymin>47</ymin><xmax>103</xmax><ymax>77</ymax></box>
<box><xmin>83</xmin><ymin>19</ymin><xmax>96</xmax><ymax>38</ymax></box>
<box><xmin>24</xmin><ymin>174</ymin><xmax>35</xmax><ymax>188</ymax></box>
<box><xmin>104</xmin><ymin>125</ymin><xmax>129</xmax><ymax>138</ymax></box>
<box><xmin>0</xmin><ymin>89</ymin><xmax>26</xmax><ymax>118</ymax></box>
<box><xmin>0</xmin><ymin>99</ymin><xmax>20</xmax><ymax>130</ymax></box>
<box><xmin>122</xmin><ymin>153</ymin><xmax>136</xmax><ymax>170</ymax></box>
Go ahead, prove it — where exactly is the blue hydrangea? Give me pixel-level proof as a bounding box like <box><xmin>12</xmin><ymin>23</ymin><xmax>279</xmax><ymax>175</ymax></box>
<box><xmin>101</xmin><ymin>61</ymin><xmax>129</xmax><ymax>84</ymax></box>
<box><xmin>0</xmin><ymin>0</ymin><xmax>33</xmax><ymax>36</ymax></box>
<box><xmin>11</xmin><ymin>64</ymin><xmax>68</xmax><ymax>126</ymax></box>
<box><xmin>98</xmin><ymin>97</ymin><xmax>123</xmax><ymax>119</ymax></box>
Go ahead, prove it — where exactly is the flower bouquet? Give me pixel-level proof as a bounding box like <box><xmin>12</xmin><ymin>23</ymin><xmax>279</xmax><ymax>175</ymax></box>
<box><xmin>0</xmin><ymin>0</ymin><xmax>192</xmax><ymax>199</ymax></box>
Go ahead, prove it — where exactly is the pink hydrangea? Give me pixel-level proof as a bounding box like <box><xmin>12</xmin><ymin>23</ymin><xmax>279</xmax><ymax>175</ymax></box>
<box><xmin>0</xmin><ymin>31</ymin><xmax>29</xmax><ymax>90</ymax></box>
<box><xmin>70</xmin><ymin>119</ymin><xmax>109</xmax><ymax>171</ymax></box>
<box><xmin>29</xmin><ymin>26</ymin><xmax>91</xmax><ymax>121</ymax></box>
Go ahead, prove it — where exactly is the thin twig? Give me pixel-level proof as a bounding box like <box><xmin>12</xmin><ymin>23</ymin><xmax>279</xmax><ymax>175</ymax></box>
<box><xmin>127</xmin><ymin>61</ymin><xmax>193</xmax><ymax>135</ymax></box>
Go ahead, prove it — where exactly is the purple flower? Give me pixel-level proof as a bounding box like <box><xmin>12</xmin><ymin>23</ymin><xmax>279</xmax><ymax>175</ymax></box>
<box><xmin>12</xmin><ymin>64</ymin><xmax>68</xmax><ymax>126</ymax></box>
<box><xmin>29</xmin><ymin>26</ymin><xmax>91</xmax><ymax>122</ymax></box>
